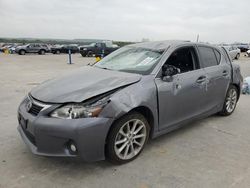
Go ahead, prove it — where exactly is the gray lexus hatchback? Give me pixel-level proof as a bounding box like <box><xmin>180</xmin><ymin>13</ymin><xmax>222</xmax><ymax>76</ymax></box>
<box><xmin>18</xmin><ymin>41</ymin><xmax>242</xmax><ymax>164</ymax></box>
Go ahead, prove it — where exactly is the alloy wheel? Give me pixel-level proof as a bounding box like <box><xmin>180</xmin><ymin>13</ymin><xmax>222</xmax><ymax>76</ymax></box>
<box><xmin>225</xmin><ymin>88</ymin><xmax>237</xmax><ymax>113</ymax></box>
<box><xmin>114</xmin><ymin>119</ymin><xmax>147</xmax><ymax>160</ymax></box>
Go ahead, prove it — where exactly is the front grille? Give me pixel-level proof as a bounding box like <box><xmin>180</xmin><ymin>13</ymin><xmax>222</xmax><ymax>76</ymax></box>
<box><xmin>28</xmin><ymin>102</ymin><xmax>43</xmax><ymax>116</ymax></box>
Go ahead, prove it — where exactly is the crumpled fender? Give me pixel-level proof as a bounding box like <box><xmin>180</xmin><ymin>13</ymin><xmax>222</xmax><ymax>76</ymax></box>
<box><xmin>100</xmin><ymin>76</ymin><xmax>159</xmax><ymax>133</ymax></box>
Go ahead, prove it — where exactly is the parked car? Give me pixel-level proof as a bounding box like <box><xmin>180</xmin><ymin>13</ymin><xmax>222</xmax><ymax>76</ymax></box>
<box><xmin>0</xmin><ymin>43</ymin><xmax>16</xmax><ymax>53</ymax></box>
<box><xmin>15</xmin><ymin>44</ymin><xmax>50</xmax><ymax>55</ymax></box>
<box><xmin>79</xmin><ymin>41</ymin><xmax>119</xmax><ymax>57</ymax></box>
<box><xmin>233</xmin><ymin>43</ymin><xmax>250</xmax><ymax>52</ymax></box>
<box><xmin>223</xmin><ymin>45</ymin><xmax>241</xmax><ymax>60</ymax></box>
<box><xmin>18</xmin><ymin>41</ymin><xmax>242</xmax><ymax>164</ymax></box>
<box><xmin>246</xmin><ymin>49</ymin><xmax>250</xmax><ymax>57</ymax></box>
<box><xmin>50</xmin><ymin>45</ymin><xmax>79</xmax><ymax>54</ymax></box>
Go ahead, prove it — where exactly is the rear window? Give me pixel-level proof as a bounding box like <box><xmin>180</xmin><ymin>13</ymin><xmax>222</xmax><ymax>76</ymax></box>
<box><xmin>198</xmin><ymin>46</ymin><xmax>219</xmax><ymax>67</ymax></box>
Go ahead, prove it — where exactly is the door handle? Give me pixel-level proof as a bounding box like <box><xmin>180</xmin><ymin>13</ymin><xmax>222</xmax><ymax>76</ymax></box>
<box><xmin>196</xmin><ymin>76</ymin><xmax>206</xmax><ymax>84</ymax></box>
<box><xmin>222</xmin><ymin>70</ymin><xmax>228</xmax><ymax>77</ymax></box>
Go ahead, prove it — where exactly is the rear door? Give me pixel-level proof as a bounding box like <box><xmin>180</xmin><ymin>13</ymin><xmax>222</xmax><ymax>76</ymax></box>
<box><xmin>197</xmin><ymin>46</ymin><xmax>231</xmax><ymax>111</ymax></box>
<box><xmin>155</xmin><ymin>46</ymin><xmax>208</xmax><ymax>130</ymax></box>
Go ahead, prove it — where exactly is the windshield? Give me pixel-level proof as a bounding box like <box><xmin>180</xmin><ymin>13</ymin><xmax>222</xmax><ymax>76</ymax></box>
<box><xmin>94</xmin><ymin>47</ymin><xmax>163</xmax><ymax>75</ymax></box>
<box><xmin>89</xmin><ymin>43</ymin><xmax>96</xmax><ymax>47</ymax></box>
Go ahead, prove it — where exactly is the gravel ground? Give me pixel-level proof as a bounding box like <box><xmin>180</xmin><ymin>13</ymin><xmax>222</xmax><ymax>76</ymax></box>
<box><xmin>0</xmin><ymin>53</ymin><xmax>250</xmax><ymax>188</ymax></box>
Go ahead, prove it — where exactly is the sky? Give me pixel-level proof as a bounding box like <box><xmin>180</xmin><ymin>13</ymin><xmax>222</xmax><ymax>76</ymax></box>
<box><xmin>0</xmin><ymin>0</ymin><xmax>249</xmax><ymax>43</ymax></box>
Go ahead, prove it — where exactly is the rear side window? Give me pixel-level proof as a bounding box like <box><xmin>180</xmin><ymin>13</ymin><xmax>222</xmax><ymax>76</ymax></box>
<box><xmin>198</xmin><ymin>46</ymin><xmax>219</xmax><ymax>68</ymax></box>
<box><xmin>214</xmin><ymin>50</ymin><xmax>221</xmax><ymax>63</ymax></box>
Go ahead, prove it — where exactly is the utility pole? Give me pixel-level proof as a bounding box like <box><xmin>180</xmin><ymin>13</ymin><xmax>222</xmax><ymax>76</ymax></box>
<box><xmin>196</xmin><ymin>34</ymin><xmax>200</xmax><ymax>42</ymax></box>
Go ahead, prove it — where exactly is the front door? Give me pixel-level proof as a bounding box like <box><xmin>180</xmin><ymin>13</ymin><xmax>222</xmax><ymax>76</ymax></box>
<box><xmin>155</xmin><ymin>46</ymin><xmax>208</xmax><ymax>130</ymax></box>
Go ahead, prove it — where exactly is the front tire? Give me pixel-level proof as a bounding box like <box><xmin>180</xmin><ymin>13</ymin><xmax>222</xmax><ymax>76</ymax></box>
<box><xmin>19</xmin><ymin>50</ymin><xmax>25</xmax><ymax>55</ymax></box>
<box><xmin>106</xmin><ymin>112</ymin><xmax>150</xmax><ymax>164</ymax></box>
<box><xmin>219</xmin><ymin>85</ymin><xmax>238</xmax><ymax>116</ymax></box>
<box><xmin>87</xmin><ymin>51</ymin><xmax>93</xmax><ymax>57</ymax></box>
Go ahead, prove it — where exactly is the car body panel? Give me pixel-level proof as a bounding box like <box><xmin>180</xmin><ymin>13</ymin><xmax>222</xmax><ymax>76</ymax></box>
<box><xmin>30</xmin><ymin>66</ymin><xmax>141</xmax><ymax>103</ymax></box>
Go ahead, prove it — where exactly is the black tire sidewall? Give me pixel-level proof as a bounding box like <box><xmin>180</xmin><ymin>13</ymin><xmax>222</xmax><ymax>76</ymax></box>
<box><xmin>39</xmin><ymin>50</ymin><xmax>45</xmax><ymax>55</ymax></box>
<box><xmin>19</xmin><ymin>50</ymin><xmax>25</xmax><ymax>55</ymax></box>
<box><xmin>106</xmin><ymin>112</ymin><xmax>150</xmax><ymax>164</ymax></box>
<box><xmin>87</xmin><ymin>51</ymin><xmax>93</xmax><ymax>57</ymax></box>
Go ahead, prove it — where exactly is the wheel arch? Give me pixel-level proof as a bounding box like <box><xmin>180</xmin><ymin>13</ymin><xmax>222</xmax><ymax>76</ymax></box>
<box><xmin>19</xmin><ymin>49</ymin><xmax>26</xmax><ymax>54</ymax></box>
<box><xmin>231</xmin><ymin>83</ymin><xmax>240</xmax><ymax>101</ymax></box>
<box><xmin>105</xmin><ymin>106</ymin><xmax>155</xmax><ymax>144</ymax></box>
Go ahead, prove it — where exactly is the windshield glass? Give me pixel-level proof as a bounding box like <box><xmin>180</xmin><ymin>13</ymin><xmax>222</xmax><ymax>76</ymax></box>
<box><xmin>94</xmin><ymin>47</ymin><xmax>163</xmax><ymax>75</ymax></box>
<box><xmin>89</xmin><ymin>43</ymin><xmax>96</xmax><ymax>47</ymax></box>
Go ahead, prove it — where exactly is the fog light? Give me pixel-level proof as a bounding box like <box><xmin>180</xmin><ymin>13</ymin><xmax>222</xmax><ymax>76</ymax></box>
<box><xmin>70</xmin><ymin>143</ymin><xmax>77</xmax><ymax>152</ymax></box>
<box><xmin>68</xmin><ymin>141</ymin><xmax>77</xmax><ymax>153</ymax></box>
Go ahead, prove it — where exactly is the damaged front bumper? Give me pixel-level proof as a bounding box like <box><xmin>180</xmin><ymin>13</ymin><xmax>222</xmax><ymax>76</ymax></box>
<box><xmin>17</xmin><ymin>98</ymin><xmax>114</xmax><ymax>162</ymax></box>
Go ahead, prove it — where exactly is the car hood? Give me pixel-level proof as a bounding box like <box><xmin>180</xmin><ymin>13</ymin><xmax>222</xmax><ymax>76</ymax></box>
<box><xmin>30</xmin><ymin>66</ymin><xmax>141</xmax><ymax>103</ymax></box>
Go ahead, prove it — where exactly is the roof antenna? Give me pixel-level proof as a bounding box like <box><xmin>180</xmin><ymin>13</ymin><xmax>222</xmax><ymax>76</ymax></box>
<box><xmin>196</xmin><ymin>34</ymin><xmax>199</xmax><ymax>42</ymax></box>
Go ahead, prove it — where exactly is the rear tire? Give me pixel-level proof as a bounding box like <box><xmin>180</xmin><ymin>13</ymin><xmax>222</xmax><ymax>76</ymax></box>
<box><xmin>106</xmin><ymin>112</ymin><xmax>150</xmax><ymax>164</ymax></box>
<box><xmin>56</xmin><ymin>50</ymin><xmax>60</xmax><ymax>54</ymax></box>
<box><xmin>219</xmin><ymin>85</ymin><xmax>238</xmax><ymax>116</ymax></box>
<box><xmin>39</xmin><ymin>50</ymin><xmax>45</xmax><ymax>55</ymax></box>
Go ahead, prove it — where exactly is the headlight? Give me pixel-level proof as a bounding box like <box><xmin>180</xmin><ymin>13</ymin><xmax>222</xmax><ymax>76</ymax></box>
<box><xmin>83</xmin><ymin>48</ymin><xmax>87</xmax><ymax>50</ymax></box>
<box><xmin>50</xmin><ymin>96</ymin><xmax>110</xmax><ymax>119</ymax></box>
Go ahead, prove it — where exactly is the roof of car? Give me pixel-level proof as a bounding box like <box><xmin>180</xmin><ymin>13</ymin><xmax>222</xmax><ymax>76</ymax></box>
<box><xmin>128</xmin><ymin>40</ymin><xmax>191</xmax><ymax>51</ymax></box>
<box><xmin>128</xmin><ymin>40</ymin><xmax>218</xmax><ymax>51</ymax></box>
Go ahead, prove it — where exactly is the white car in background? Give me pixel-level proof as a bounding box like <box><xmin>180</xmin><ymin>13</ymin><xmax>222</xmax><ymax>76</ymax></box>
<box><xmin>223</xmin><ymin>46</ymin><xmax>241</xmax><ymax>60</ymax></box>
<box><xmin>246</xmin><ymin>49</ymin><xmax>250</xmax><ymax>57</ymax></box>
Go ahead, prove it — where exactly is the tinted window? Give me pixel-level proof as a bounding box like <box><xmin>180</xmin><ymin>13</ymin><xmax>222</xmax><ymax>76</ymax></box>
<box><xmin>96</xmin><ymin>43</ymin><xmax>102</xmax><ymax>48</ymax></box>
<box><xmin>198</xmin><ymin>46</ymin><xmax>218</xmax><ymax>67</ymax></box>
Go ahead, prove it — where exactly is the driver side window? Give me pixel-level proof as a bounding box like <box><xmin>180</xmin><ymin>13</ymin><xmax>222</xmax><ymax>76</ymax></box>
<box><xmin>165</xmin><ymin>47</ymin><xmax>199</xmax><ymax>74</ymax></box>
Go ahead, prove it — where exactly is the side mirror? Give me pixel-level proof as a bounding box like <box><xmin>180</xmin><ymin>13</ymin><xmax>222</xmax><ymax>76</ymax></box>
<box><xmin>162</xmin><ymin>65</ymin><xmax>180</xmax><ymax>81</ymax></box>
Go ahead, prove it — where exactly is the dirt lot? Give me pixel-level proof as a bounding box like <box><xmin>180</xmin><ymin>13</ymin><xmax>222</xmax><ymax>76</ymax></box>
<box><xmin>0</xmin><ymin>53</ymin><xmax>250</xmax><ymax>188</ymax></box>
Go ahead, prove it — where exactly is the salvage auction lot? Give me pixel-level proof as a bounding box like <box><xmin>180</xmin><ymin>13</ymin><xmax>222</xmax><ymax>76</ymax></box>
<box><xmin>0</xmin><ymin>53</ymin><xmax>250</xmax><ymax>188</ymax></box>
